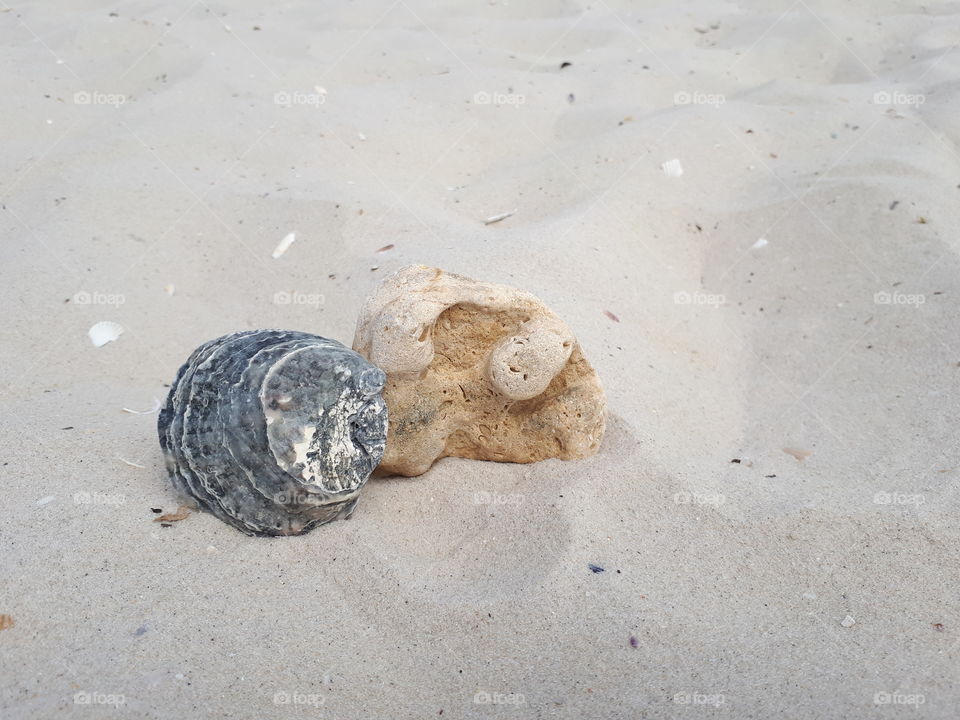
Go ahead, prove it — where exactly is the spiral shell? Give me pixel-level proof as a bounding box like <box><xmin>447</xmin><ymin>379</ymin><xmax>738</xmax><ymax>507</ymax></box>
<box><xmin>158</xmin><ymin>330</ymin><xmax>387</xmax><ymax>536</ymax></box>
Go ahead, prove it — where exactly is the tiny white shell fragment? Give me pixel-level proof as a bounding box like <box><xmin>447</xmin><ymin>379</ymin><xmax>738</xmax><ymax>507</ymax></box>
<box><xmin>272</xmin><ymin>232</ymin><xmax>296</xmax><ymax>259</ymax></box>
<box><xmin>88</xmin><ymin>321</ymin><xmax>124</xmax><ymax>347</ymax></box>
<box><xmin>36</xmin><ymin>495</ymin><xmax>56</xmax><ymax>506</ymax></box>
<box><xmin>752</xmin><ymin>237</ymin><xmax>769</xmax><ymax>249</ymax></box>
<box><xmin>840</xmin><ymin>615</ymin><xmax>856</xmax><ymax>628</ymax></box>
<box><xmin>484</xmin><ymin>209</ymin><xmax>516</xmax><ymax>225</ymax></box>
<box><xmin>661</xmin><ymin>158</ymin><xmax>683</xmax><ymax>177</ymax></box>
<box><xmin>118</xmin><ymin>455</ymin><xmax>146</xmax><ymax>469</ymax></box>
<box><xmin>164</xmin><ymin>284</ymin><xmax>176</xmax><ymax>295</ymax></box>
<box><xmin>122</xmin><ymin>398</ymin><xmax>161</xmax><ymax>415</ymax></box>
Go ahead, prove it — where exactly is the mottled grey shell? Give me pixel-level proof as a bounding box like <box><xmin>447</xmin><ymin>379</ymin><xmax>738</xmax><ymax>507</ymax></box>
<box><xmin>158</xmin><ymin>330</ymin><xmax>387</xmax><ymax>536</ymax></box>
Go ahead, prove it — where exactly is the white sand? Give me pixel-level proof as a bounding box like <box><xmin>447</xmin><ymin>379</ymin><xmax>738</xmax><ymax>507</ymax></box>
<box><xmin>2</xmin><ymin>1</ymin><xmax>958</xmax><ymax>717</ymax></box>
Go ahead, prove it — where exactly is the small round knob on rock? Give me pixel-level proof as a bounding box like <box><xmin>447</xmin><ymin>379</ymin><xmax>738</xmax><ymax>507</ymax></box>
<box><xmin>486</xmin><ymin>320</ymin><xmax>574</xmax><ymax>401</ymax></box>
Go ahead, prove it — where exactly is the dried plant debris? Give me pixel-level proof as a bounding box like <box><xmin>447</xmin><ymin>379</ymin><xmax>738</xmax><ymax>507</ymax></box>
<box><xmin>0</xmin><ymin>615</ymin><xmax>13</xmax><ymax>631</ymax></box>
<box><xmin>783</xmin><ymin>447</ymin><xmax>811</xmax><ymax>461</ymax></box>
<box><xmin>153</xmin><ymin>505</ymin><xmax>192</xmax><ymax>523</ymax></box>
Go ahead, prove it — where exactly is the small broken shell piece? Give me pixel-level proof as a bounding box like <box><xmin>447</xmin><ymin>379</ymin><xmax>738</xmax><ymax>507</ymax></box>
<box><xmin>88</xmin><ymin>321</ymin><xmax>124</xmax><ymax>347</ymax></box>
<box><xmin>272</xmin><ymin>232</ymin><xmax>296</xmax><ymax>259</ymax></box>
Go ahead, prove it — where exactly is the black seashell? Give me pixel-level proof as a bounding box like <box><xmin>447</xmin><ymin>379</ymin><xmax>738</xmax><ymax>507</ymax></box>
<box><xmin>158</xmin><ymin>330</ymin><xmax>387</xmax><ymax>536</ymax></box>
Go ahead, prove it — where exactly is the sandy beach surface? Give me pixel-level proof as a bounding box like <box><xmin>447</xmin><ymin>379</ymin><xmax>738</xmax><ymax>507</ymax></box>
<box><xmin>3</xmin><ymin>1</ymin><xmax>959</xmax><ymax>717</ymax></box>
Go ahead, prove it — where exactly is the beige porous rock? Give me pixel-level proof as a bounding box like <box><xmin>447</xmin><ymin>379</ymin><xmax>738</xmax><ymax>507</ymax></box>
<box><xmin>352</xmin><ymin>265</ymin><xmax>607</xmax><ymax>476</ymax></box>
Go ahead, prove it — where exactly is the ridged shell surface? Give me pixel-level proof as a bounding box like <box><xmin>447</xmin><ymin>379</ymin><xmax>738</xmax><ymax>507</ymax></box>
<box><xmin>158</xmin><ymin>330</ymin><xmax>387</xmax><ymax>536</ymax></box>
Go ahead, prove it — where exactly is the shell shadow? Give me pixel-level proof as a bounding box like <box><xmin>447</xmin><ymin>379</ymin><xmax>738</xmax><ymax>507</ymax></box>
<box><xmin>343</xmin><ymin>411</ymin><xmax>641</xmax><ymax>606</ymax></box>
